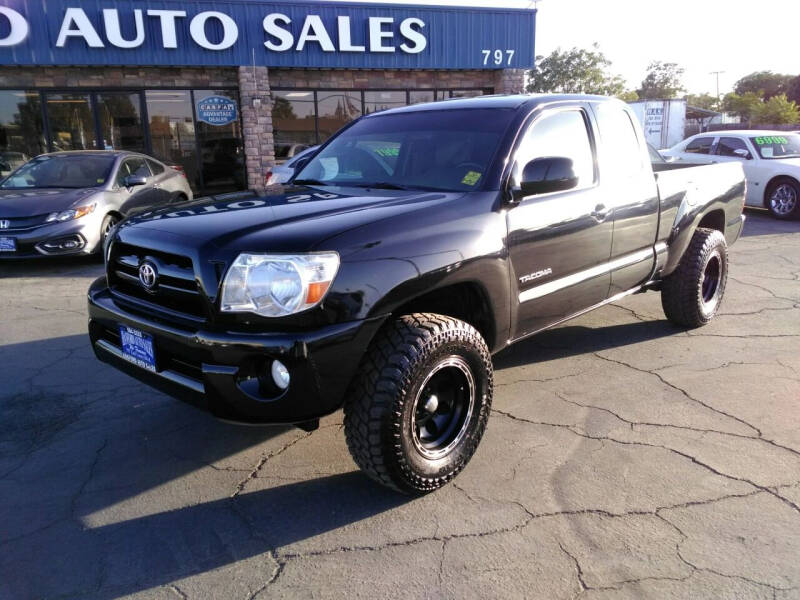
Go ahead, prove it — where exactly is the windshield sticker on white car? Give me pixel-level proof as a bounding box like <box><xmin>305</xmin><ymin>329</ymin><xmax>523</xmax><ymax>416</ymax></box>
<box><xmin>754</xmin><ymin>136</ymin><xmax>788</xmax><ymax>145</ymax></box>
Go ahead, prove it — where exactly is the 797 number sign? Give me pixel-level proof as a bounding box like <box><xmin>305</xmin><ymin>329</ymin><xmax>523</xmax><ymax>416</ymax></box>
<box><xmin>482</xmin><ymin>49</ymin><xmax>515</xmax><ymax>66</ymax></box>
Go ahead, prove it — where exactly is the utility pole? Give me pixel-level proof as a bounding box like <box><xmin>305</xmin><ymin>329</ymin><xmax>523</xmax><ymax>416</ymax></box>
<box><xmin>710</xmin><ymin>70</ymin><xmax>726</xmax><ymax>100</ymax></box>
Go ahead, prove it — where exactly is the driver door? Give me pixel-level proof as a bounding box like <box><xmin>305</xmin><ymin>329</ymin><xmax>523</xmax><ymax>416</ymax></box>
<box><xmin>507</xmin><ymin>105</ymin><xmax>614</xmax><ymax>338</ymax></box>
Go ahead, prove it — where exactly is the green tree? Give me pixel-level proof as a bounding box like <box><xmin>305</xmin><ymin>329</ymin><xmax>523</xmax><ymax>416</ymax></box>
<box><xmin>723</xmin><ymin>92</ymin><xmax>766</xmax><ymax>125</ymax></box>
<box><xmin>752</xmin><ymin>94</ymin><xmax>800</xmax><ymax>125</ymax></box>
<box><xmin>617</xmin><ymin>90</ymin><xmax>639</xmax><ymax>103</ymax></box>
<box><xmin>787</xmin><ymin>75</ymin><xmax>800</xmax><ymax>104</ymax></box>
<box><xmin>684</xmin><ymin>93</ymin><xmax>720</xmax><ymax>111</ymax></box>
<box><xmin>526</xmin><ymin>44</ymin><xmax>626</xmax><ymax>96</ymax></box>
<box><xmin>637</xmin><ymin>61</ymin><xmax>685</xmax><ymax>99</ymax></box>
<box><xmin>734</xmin><ymin>71</ymin><xmax>794</xmax><ymax>100</ymax></box>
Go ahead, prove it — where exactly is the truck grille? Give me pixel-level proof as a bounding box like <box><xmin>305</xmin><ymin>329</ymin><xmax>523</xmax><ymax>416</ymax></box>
<box><xmin>108</xmin><ymin>242</ymin><xmax>207</xmax><ymax>321</ymax></box>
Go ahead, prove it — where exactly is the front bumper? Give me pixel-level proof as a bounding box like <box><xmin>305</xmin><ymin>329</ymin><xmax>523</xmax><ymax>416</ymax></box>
<box><xmin>87</xmin><ymin>277</ymin><xmax>385</xmax><ymax>424</ymax></box>
<box><xmin>0</xmin><ymin>214</ymin><xmax>103</xmax><ymax>259</ymax></box>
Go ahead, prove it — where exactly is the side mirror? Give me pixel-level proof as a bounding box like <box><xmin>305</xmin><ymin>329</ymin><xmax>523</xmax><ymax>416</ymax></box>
<box><xmin>733</xmin><ymin>148</ymin><xmax>752</xmax><ymax>160</ymax></box>
<box><xmin>124</xmin><ymin>174</ymin><xmax>147</xmax><ymax>188</ymax></box>
<box><xmin>513</xmin><ymin>157</ymin><xmax>579</xmax><ymax>200</ymax></box>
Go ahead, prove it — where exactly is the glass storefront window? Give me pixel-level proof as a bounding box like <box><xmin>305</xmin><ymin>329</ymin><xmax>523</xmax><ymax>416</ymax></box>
<box><xmin>45</xmin><ymin>93</ymin><xmax>96</xmax><ymax>151</ymax></box>
<box><xmin>409</xmin><ymin>91</ymin><xmax>435</xmax><ymax>105</ymax></box>
<box><xmin>317</xmin><ymin>90</ymin><xmax>362</xmax><ymax>143</ymax></box>
<box><xmin>194</xmin><ymin>89</ymin><xmax>246</xmax><ymax>193</ymax></box>
<box><xmin>0</xmin><ymin>91</ymin><xmax>44</xmax><ymax>176</ymax></box>
<box><xmin>450</xmin><ymin>89</ymin><xmax>488</xmax><ymax>99</ymax></box>
<box><xmin>97</xmin><ymin>92</ymin><xmax>145</xmax><ymax>152</ymax></box>
<box><xmin>364</xmin><ymin>91</ymin><xmax>407</xmax><ymax>114</ymax></box>
<box><xmin>272</xmin><ymin>90</ymin><xmax>316</xmax><ymax>164</ymax></box>
<box><xmin>145</xmin><ymin>90</ymin><xmax>199</xmax><ymax>191</ymax></box>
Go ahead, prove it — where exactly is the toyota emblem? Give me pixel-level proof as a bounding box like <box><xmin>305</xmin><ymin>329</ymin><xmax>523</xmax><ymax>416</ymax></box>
<box><xmin>138</xmin><ymin>261</ymin><xmax>158</xmax><ymax>290</ymax></box>
<box><xmin>0</xmin><ymin>220</ymin><xmax>9</xmax><ymax>229</ymax></box>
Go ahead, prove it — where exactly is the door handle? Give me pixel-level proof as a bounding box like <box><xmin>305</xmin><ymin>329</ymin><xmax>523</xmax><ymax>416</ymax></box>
<box><xmin>591</xmin><ymin>204</ymin><xmax>610</xmax><ymax>222</ymax></box>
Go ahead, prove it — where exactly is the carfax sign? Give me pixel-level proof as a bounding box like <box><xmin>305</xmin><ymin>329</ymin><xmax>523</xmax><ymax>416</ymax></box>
<box><xmin>0</xmin><ymin>1</ymin><xmax>536</xmax><ymax>70</ymax></box>
<box><xmin>196</xmin><ymin>96</ymin><xmax>238</xmax><ymax>126</ymax></box>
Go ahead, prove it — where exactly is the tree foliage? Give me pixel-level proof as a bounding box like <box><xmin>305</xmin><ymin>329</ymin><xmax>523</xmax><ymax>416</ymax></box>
<box><xmin>753</xmin><ymin>94</ymin><xmax>800</xmax><ymax>125</ymax></box>
<box><xmin>684</xmin><ymin>93</ymin><xmax>720</xmax><ymax>111</ymax></box>
<box><xmin>617</xmin><ymin>90</ymin><xmax>639</xmax><ymax>102</ymax></box>
<box><xmin>526</xmin><ymin>44</ymin><xmax>626</xmax><ymax>97</ymax></box>
<box><xmin>723</xmin><ymin>92</ymin><xmax>800</xmax><ymax>125</ymax></box>
<box><xmin>637</xmin><ymin>61</ymin><xmax>686</xmax><ymax>99</ymax></box>
<box><xmin>734</xmin><ymin>71</ymin><xmax>794</xmax><ymax>100</ymax></box>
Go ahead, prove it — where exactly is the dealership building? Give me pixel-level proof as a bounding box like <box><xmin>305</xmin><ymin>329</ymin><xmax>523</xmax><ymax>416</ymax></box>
<box><xmin>0</xmin><ymin>1</ymin><xmax>535</xmax><ymax>195</ymax></box>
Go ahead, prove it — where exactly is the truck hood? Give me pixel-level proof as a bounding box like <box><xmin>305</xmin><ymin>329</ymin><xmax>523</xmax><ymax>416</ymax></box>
<box><xmin>117</xmin><ymin>185</ymin><xmax>465</xmax><ymax>255</ymax></box>
<box><xmin>0</xmin><ymin>188</ymin><xmax>100</xmax><ymax>217</ymax></box>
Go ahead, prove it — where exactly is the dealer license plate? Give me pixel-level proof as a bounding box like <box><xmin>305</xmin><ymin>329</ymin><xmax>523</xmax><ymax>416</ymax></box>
<box><xmin>0</xmin><ymin>237</ymin><xmax>16</xmax><ymax>252</ymax></box>
<box><xmin>118</xmin><ymin>325</ymin><xmax>157</xmax><ymax>372</ymax></box>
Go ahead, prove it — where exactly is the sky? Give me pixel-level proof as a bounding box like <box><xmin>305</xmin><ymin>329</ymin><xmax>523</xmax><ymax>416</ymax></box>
<box><xmin>330</xmin><ymin>0</ymin><xmax>800</xmax><ymax>96</ymax></box>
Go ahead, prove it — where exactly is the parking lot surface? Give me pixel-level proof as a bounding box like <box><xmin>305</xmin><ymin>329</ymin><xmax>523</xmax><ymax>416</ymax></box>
<box><xmin>1</xmin><ymin>210</ymin><xmax>799</xmax><ymax>599</ymax></box>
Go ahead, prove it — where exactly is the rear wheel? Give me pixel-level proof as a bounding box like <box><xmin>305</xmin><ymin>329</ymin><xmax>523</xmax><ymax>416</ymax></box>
<box><xmin>766</xmin><ymin>178</ymin><xmax>800</xmax><ymax>219</ymax></box>
<box><xmin>661</xmin><ymin>227</ymin><xmax>728</xmax><ymax>328</ymax></box>
<box><xmin>343</xmin><ymin>313</ymin><xmax>493</xmax><ymax>495</ymax></box>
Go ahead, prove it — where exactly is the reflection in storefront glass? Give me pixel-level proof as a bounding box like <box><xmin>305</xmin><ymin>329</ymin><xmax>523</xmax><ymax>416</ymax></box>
<box><xmin>45</xmin><ymin>93</ymin><xmax>96</xmax><ymax>151</ymax></box>
<box><xmin>97</xmin><ymin>92</ymin><xmax>145</xmax><ymax>152</ymax></box>
<box><xmin>145</xmin><ymin>90</ymin><xmax>199</xmax><ymax>191</ymax></box>
<box><xmin>317</xmin><ymin>91</ymin><xmax>362</xmax><ymax>143</ymax></box>
<box><xmin>0</xmin><ymin>91</ymin><xmax>44</xmax><ymax>176</ymax></box>
<box><xmin>364</xmin><ymin>91</ymin><xmax>407</xmax><ymax>114</ymax></box>
<box><xmin>409</xmin><ymin>90</ymin><xmax>435</xmax><ymax>105</ymax></box>
<box><xmin>194</xmin><ymin>89</ymin><xmax>246</xmax><ymax>193</ymax></box>
<box><xmin>272</xmin><ymin>90</ymin><xmax>316</xmax><ymax>163</ymax></box>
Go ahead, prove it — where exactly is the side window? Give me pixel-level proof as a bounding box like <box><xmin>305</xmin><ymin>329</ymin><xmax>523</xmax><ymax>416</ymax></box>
<box><xmin>147</xmin><ymin>159</ymin><xmax>165</xmax><ymax>175</ymax></box>
<box><xmin>116</xmin><ymin>161</ymin><xmax>132</xmax><ymax>187</ymax></box>
<box><xmin>594</xmin><ymin>103</ymin><xmax>645</xmax><ymax>180</ymax></box>
<box><xmin>716</xmin><ymin>137</ymin><xmax>749</xmax><ymax>158</ymax></box>
<box><xmin>515</xmin><ymin>109</ymin><xmax>595</xmax><ymax>189</ymax></box>
<box><xmin>684</xmin><ymin>137</ymin><xmax>714</xmax><ymax>154</ymax></box>
<box><xmin>127</xmin><ymin>157</ymin><xmax>151</xmax><ymax>178</ymax></box>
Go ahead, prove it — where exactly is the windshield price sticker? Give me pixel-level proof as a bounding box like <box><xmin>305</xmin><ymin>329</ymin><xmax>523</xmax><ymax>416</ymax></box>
<box><xmin>754</xmin><ymin>136</ymin><xmax>788</xmax><ymax>145</ymax></box>
<box><xmin>462</xmin><ymin>171</ymin><xmax>482</xmax><ymax>186</ymax></box>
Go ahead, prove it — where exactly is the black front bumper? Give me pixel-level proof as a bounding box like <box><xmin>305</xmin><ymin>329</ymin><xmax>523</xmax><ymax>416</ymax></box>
<box><xmin>87</xmin><ymin>277</ymin><xmax>385</xmax><ymax>424</ymax></box>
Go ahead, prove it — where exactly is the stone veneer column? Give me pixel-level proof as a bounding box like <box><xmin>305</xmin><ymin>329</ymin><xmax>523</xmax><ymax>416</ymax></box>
<box><xmin>238</xmin><ymin>66</ymin><xmax>275</xmax><ymax>192</ymax></box>
<box><xmin>494</xmin><ymin>69</ymin><xmax>527</xmax><ymax>95</ymax></box>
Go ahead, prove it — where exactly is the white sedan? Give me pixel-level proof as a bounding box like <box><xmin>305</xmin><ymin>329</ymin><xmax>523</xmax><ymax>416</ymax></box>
<box><xmin>662</xmin><ymin>131</ymin><xmax>800</xmax><ymax>219</ymax></box>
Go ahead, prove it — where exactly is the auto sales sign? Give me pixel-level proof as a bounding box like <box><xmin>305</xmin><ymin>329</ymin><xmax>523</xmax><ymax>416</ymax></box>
<box><xmin>0</xmin><ymin>1</ymin><xmax>536</xmax><ymax>70</ymax></box>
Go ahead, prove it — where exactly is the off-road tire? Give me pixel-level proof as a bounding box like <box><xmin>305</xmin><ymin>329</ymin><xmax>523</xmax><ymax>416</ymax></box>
<box><xmin>343</xmin><ymin>313</ymin><xmax>493</xmax><ymax>495</ymax></box>
<box><xmin>661</xmin><ymin>227</ymin><xmax>728</xmax><ymax>328</ymax></box>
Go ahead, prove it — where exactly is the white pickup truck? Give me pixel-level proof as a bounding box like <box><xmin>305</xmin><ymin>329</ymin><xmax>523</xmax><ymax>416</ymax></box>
<box><xmin>662</xmin><ymin>130</ymin><xmax>800</xmax><ymax>219</ymax></box>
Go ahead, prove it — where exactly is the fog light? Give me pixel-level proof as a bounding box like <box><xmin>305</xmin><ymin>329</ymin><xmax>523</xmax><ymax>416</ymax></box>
<box><xmin>271</xmin><ymin>360</ymin><xmax>290</xmax><ymax>390</ymax></box>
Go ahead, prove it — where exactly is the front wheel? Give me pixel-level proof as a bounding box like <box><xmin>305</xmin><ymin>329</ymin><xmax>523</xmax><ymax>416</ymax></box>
<box><xmin>661</xmin><ymin>228</ymin><xmax>728</xmax><ymax>328</ymax></box>
<box><xmin>99</xmin><ymin>213</ymin><xmax>119</xmax><ymax>248</ymax></box>
<box><xmin>343</xmin><ymin>314</ymin><xmax>493</xmax><ymax>495</ymax></box>
<box><xmin>766</xmin><ymin>178</ymin><xmax>800</xmax><ymax>219</ymax></box>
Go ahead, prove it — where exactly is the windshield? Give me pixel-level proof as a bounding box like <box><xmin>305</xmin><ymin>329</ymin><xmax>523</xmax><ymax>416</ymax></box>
<box><xmin>0</xmin><ymin>154</ymin><xmax>115</xmax><ymax>189</ymax></box>
<box><xmin>749</xmin><ymin>134</ymin><xmax>800</xmax><ymax>159</ymax></box>
<box><xmin>293</xmin><ymin>108</ymin><xmax>516</xmax><ymax>192</ymax></box>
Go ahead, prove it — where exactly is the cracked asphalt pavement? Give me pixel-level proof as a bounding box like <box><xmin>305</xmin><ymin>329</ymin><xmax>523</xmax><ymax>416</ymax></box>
<box><xmin>1</xmin><ymin>209</ymin><xmax>799</xmax><ymax>599</ymax></box>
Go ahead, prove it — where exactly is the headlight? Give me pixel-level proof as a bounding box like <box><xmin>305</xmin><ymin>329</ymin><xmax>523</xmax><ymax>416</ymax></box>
<box><xmin>46</xmin><ymin>203</ymin><xmax>96</xmax><ymax>223</ymax></box>
<box><xmin>220</xmin><ymin>252</ymin><xmax>340</xmax><ymax>317</ymax></box>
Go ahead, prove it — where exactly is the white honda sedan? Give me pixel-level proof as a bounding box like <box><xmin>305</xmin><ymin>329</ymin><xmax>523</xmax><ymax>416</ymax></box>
<box><xmin>662</xmin><ymin>131</ymin><xmax>800</xmax><ymax>219</ymax></box>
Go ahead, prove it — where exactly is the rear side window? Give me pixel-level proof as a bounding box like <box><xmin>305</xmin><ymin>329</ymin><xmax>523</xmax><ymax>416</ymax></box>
<box><xmin>515</xmin><ymin>109</ymin><xmax>595</xmax><ymax>189</ymax></box>
<box><xmin>147</xmin><ymin>159</ymin><xmax>165</xmax><ymax>175</ymax></box>
<box><xmin>594</xmin><ymin>103</ymin><xmax>645</xmax><ymax>180</ymax></box>
<box><xmin>716</xmin><ymin>137</ymin><xmax>748</xmax><ymax>157</ymax></box>
<box><xmin>685</xmin><ymin>137</ymin><xmax>714</xmax><ymax>154</ymax></box>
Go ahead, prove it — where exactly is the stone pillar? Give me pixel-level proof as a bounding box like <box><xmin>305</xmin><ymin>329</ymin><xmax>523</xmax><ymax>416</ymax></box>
<box><xmin>494</xmin><ymin>69</ymin><xmax>527</xmax><ymax>95</ymax></box>
<box><xmin>238</xmin><ymin>66</ymin><xmax>274</xmax><ymax>192</ymax></box>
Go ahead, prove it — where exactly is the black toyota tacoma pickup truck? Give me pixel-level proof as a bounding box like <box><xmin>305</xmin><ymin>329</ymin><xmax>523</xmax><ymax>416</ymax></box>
<box><xmin>88</xmin><ymin>95</ymin><xmax>745</xmax><ymax>494</ymax></box>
